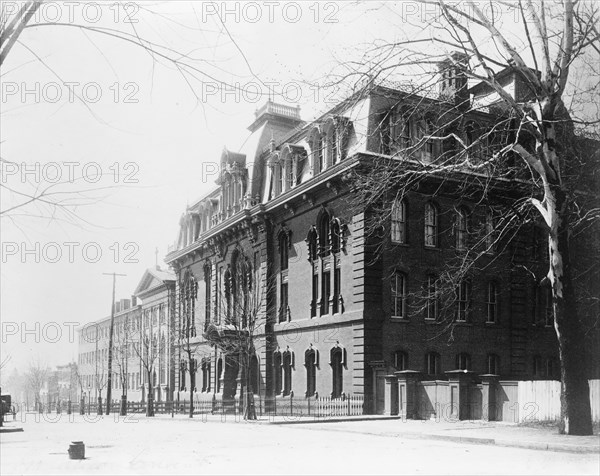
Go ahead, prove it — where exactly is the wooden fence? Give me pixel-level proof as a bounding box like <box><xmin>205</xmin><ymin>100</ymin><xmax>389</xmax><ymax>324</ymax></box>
<box><xmin>516</xmin><ymin>379</ymin><xmax>600</xmax><ymax>423</ymax></box>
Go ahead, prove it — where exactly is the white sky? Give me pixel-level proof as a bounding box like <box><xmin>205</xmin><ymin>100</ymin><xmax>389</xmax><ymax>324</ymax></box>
<box><xmin>1</xmin><ymin>1</ymin><xmax>596</xmax><ymax>376</ymax></box>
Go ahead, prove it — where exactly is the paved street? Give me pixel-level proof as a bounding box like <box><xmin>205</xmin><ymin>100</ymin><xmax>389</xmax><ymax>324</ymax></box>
<box><xmin>1</xmin><ymin>414</ymin><xmax>597</xmax><ymax>475</ymax></box>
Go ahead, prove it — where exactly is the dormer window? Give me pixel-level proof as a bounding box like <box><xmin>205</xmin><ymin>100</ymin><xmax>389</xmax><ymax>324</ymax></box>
<box><xmin>382</xmin><ymin>108</ymin><xmax>412</xmax><ymax>155</ymax></box>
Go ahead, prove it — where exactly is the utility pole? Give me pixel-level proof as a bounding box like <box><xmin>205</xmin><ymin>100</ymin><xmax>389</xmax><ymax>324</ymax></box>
<box><xmin>103</xmin><ymin>272</ymin><xmax>126</xmax><ymax>415</ymax></box>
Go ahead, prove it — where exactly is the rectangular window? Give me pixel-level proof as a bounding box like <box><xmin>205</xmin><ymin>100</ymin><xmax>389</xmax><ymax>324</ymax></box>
<box><xmin>426</xmin><ymin>353</ymin><xmax>439</xmax><ymax>375</ymax></box>
<box><xmin>426</xmin><ymin>275</ymin><xmax>438</xmax><ymax>320</ymax></box>
<box><xmin>456</xmin><ymin>209</ymin><xmax>468</xmax><ymax>250</ymax></box>
<box><xmin>391</xmin><ymin>199</ymin><xmax>407</xmax><ymax>244</ymax></box>
<box><xmin>456</xmin><ymin>353</ymin><xmax>471</xmax><ymax>370</ymax></box>
<box><xmin>487</xmin><ymin>282</ymin><xmax>498</xmax><ymax>323</ymax></box>
<box><xmin>456</xmin><ymin>280</ymin><xmax>470</xmax><ymax>322</ymax></box>
<box><xmin>424</xmin><ymin>204</ymin><xmax>438</xmax><ymax>247</ymax></box>
<box><xmin>391</xmin><ymin>273</ymin><xmax>406</xmax><ymax>318</ymax></box>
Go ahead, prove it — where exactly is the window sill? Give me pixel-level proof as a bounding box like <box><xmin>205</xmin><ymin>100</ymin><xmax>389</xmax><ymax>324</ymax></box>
<box><xmin>391</xmin><ymin>241</ymin><xmax>409</xmax><ymax>247</ymax></box>
<box><xmin>390</xmin><ymin>316</ymin><xmax>409</xmax><ymax>322</ymax></box>
<box><xmin>424</xmin><ymin>318</ymin><xmax>438</xmax><ymax>324</ymax></box>
<box><xmin>485</xmin><ymin>321</ymin><xmax>497</xmax><ymax>325</ymax></box>
<box><xmin>454</xmin><ymin>321</ymin><xmax>472</xmax><ymax>326</ymax></box>
<box><xmin>424</xmin><ymin>246</ymin><xmax>441</xmax><ymax>251</ymax></box>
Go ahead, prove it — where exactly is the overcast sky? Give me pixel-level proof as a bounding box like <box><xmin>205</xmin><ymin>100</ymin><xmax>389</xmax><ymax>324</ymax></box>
<box><xmin>1</xmin><ymin>1</ymin><xmax>596</xmax><ymax>376</ymax></box>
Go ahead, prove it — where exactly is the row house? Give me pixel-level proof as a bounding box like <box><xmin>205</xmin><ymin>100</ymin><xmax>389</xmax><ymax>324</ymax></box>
<box><xmin>76</xmin><ymin>266</ymin><xmax>176</xmax><ymax>407</ymax></box>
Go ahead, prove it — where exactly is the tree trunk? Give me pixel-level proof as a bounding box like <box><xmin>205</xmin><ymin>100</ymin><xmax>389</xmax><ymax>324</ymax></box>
<box><xmin>120</xmin><ymin>393</ymin><xmax>127</xmax><ymax>416</ymax></box>
<box><xmin>550</xmin><ymin>187</ymin><xmax>593</xmax><ymax>435</ymax></box>
<box><xmin>146</xmin><ymin>370</ymin><xmax>154</xmax><ymax>417</ymax></box>
<box><xmin>189</xmin><ymin>386</ymin><xmax>194</xmax><ymax>418</ymax></box>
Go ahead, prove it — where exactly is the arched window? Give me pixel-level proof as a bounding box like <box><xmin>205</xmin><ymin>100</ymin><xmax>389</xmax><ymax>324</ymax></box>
<box><xmin>391</xmin><ymin>272</ymin><xmax>407</xmax><ymax>319</ymax></box>
<box><xmin>425</xmin><ymin>275</ymin><xmax>438</xmax><ymax>320</ymax></box>
<box><xmin>455</xmin><ymin>207</ymin><xmax>469</xmax><ymax>250</ymax></box>
<box><xmin>391</xmin><ymin>199</ymin><xmax>407</xmax><ymax>244</ymax></box>
<box><xmin>424</xmin><ymin>202</ymin><xmax>438</xmax><ymax>247</ymax></box>
<box><xmin>456</xmin><ymin>353</ymin><xmax>471</xmax><ymax>371</ymax></box>
<box><xmin>279</xmin><ymin>230</ymin><xmax>289</xmax><ymax>271</ymax></box>
<box><xmin>329</xmin><ymin>126</ymin><xmax>338</xmax><ymax>165</ymax></box>
<box><xmin>487</xmin><ymin>354</ymin><xmax>500</xmax><ymax>375</ymax></box>
<box><xmin>319</xmin><ymin>133</ymin><xmax>327</xmax><ymax>171</ymax></box>
<box><xmin>426</xmin><ymin>352</ymin><xmax>440</xmax><ymax>375</ymax></box>
<box><xmin>331</xmin><ymin>218</ymin><xmax>343</xmax><ymax>315</ymax></box>
<box><xmin>282</xmin><ymin>350</ymin><xmax>293</xmax><ymax>396</ymax></box>
<box><xmin>306</xmin><ymin>226</ymin><xmax>318</xmax><ymax>262</ymax></box>
<box><xmin>224</xmin><ymin>266</ymin><xmax>232</xmax><ymax>324</ymax></box>
<box><xmin>487</xmin><ymin>281</ymin><xmax>499</xmax><ymax>323</ymax></box>
<box><xmin>310</xmin><ymin>130</ymin><xmax>325</xmax><ymax>174</ymax></box>
<box><xmin>276</xmin><ymin>163</ymin><xmax>283</xmax><ymax>196</ymax></box>
<box><xmin>181</xmin><ymin>271</ymin><xmax>198</xmax><ymax>337</ymax></box>
<box><xmin>273</xmin><ymin>351</ymin><xmax>282</xmax><ymax>395</ymax></box>
<box><xmin>201</xmin><ymin>359</ymin><xmax>211</xmax><ymax>392</ymax></box>
<box><xmin>305</xmin><ymin>348</ymin><xmax>317</xmax><ymax>397</ymax></box>
<box><xmin>318</xmin><ymin>210</ymin><xmax>331</xmax><ymax>256</ymax></box>
<box><xmin>204</xmin><ymin>263</ymin><xmax>212</xmax><ymax>329</ymax></box>
<box><xmin>216</xmin><ymin>357</ymin><xmax>223</xmax><ymax>393</ymax></box>
<box><xmin>393</xmin><ymin>350</ymin><xmax>408</xmax><ymax>370</ymax></box>
<box><xmin>330</xmin><ymin>347</ymin><xmax>344</xmax><ymax>398</ymax></box>
<box><xmin>331</xmin><ymin>219</ymin><xmax>342</xmax><ymax>254</ymax></box>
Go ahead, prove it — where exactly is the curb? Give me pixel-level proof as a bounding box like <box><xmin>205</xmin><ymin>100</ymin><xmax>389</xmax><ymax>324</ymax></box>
<box><xmin>495</xmin><ymin>438</ymin><xmax>600</xmax><ymax>454</ymax></box>
<box><xmin>268</xmin><ymin>420</ymin><xmax>600</xmax><ymax>454</ymax></box>
<box><xmin>266</xmin><ymin>416</ymin><xmax>402</xmax><ymax>425</ymax></box>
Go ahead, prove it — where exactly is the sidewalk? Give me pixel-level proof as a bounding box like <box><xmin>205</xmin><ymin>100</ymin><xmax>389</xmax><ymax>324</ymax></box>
<box><xmin>263</xmin><ymin>415</ymin><xmax>600</xmax><ymax>453</ymax></box>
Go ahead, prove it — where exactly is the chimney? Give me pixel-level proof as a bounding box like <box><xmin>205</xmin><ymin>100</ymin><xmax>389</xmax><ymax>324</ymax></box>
<box><xmin>438</xmin><ymin>52</ymin><xmax>469</xmax><ymax>109</ymax></box>
<box><xmin>121</xmin><ymin>298</ymin><xmax>131</xmax><ymax>310</ymax></box>
<box><xmin>131</xmin><ymin>295</ymin><xmax>137</xmax><ymax>307</ymax></box>
<box><xmin>114</xmin><ymin>301</ymin><xmax>121</xmax><ymax>313</ymax></box>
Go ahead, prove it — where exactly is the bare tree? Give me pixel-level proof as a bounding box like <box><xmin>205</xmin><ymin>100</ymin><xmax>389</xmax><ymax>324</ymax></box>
<box><xmin>337</xmin><ymin>0</ymin><xmax>599</xmax><ymax>435</ymax></box>
<box><xmin>1</xmin><ymin>2</ymin><xmax>265</xmax><ymax>224</ymax></box>
<box><xmin>203</xmin><ymin>248</ymin><xmax>271</xmax><ymax>421</ymax></box>
<box><xmin>25</xmin><ymin>359</ymin><xmax>48</xmax><ymax>412</ymax></box>
<box><xmin>93</xmin><ymin>352</ymin><xmax>108</xmax><ymax>416</ymax></box>
<box><xmin>130</xmin><ymin>310</ymin><xmax>160</xmax><ymax>417</ymax></box>
<box><xmin>113</xmin><ymin>312</ymin><xmax>137</xmax><ymax>416</ymax></box>
<box><xmin>74</xmin><ymin>366</ymin><xmax>87</xmax><ymax>415</ymax></box>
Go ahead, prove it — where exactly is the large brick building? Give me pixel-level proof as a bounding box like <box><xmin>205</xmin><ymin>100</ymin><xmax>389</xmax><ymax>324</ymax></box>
<box><xmin>164</xmin><ymin>62</ymin><xmax>598</xmax><ymax>417</ymax></box>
